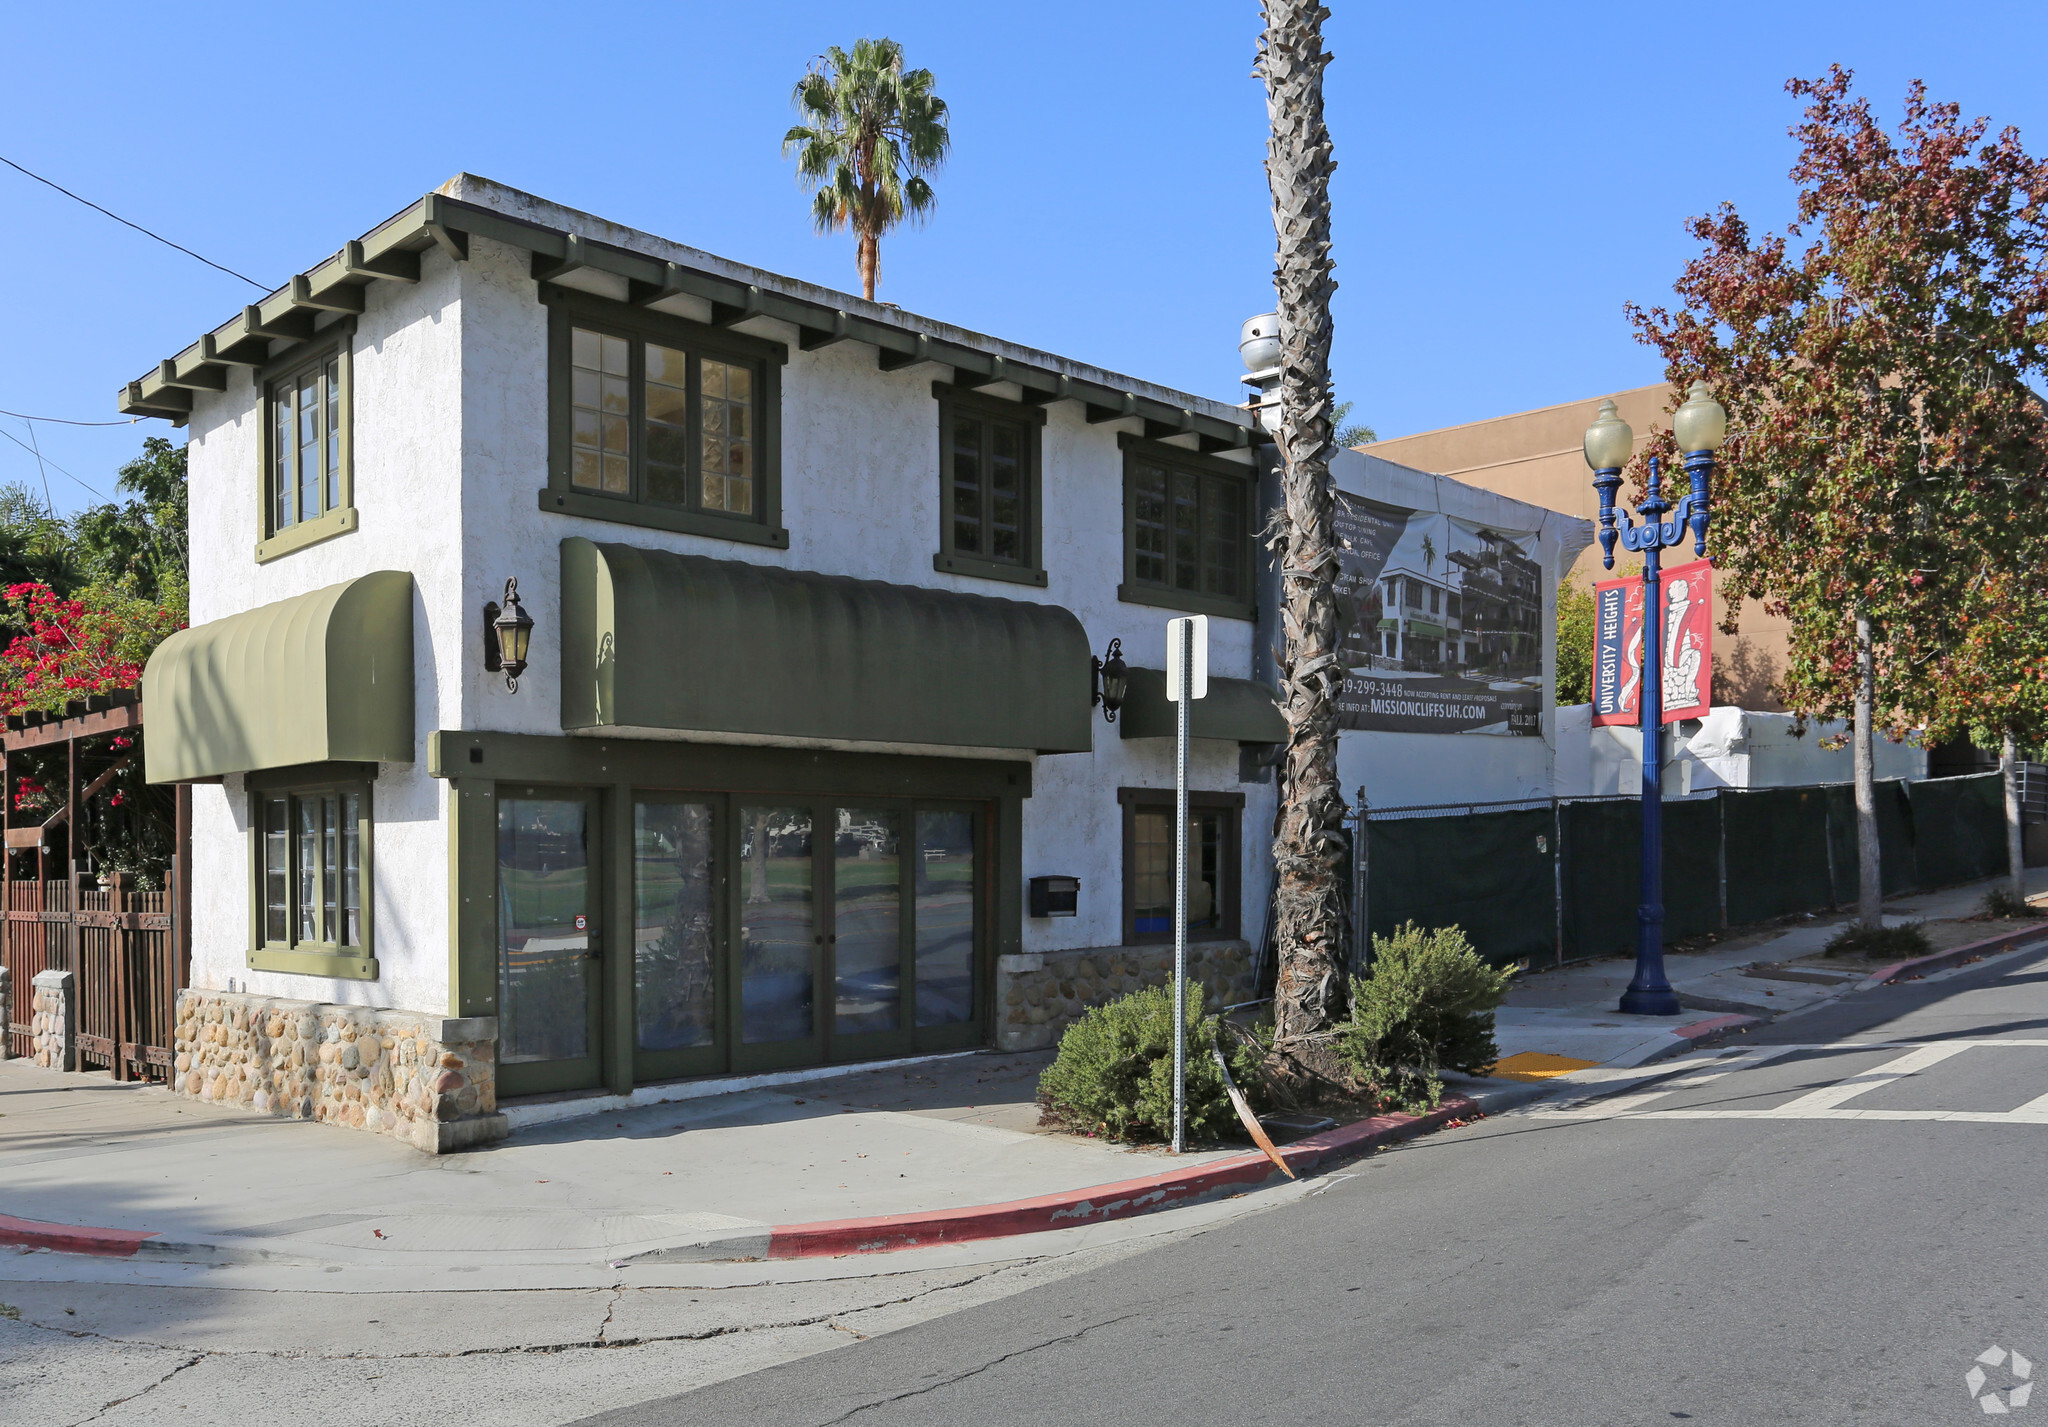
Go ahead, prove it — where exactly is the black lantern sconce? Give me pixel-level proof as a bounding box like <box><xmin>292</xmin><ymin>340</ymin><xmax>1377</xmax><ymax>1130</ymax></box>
<box><xmin>482</xmin><ymin>577</ymin><xmax>535</xmax><ymax>692</ymax></box>
<box><xmin>1091</xmin><ymin>638</ymin><xmax>1128</xmax><ymax>723</ymax></box>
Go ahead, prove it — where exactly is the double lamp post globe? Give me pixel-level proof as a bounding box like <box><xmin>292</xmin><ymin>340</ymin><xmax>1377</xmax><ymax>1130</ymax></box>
<box><xmin>1582</xmin><ymin>381</ymin><xmax>1728</xmax><ymax>1016</ymax></box>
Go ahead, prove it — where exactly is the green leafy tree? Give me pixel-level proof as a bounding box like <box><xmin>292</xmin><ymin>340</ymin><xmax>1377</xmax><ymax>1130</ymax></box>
<box><xmin>1629</xmin><ymin>68</ymin><xmax>2048</xmax><ymax>929</ymax></box>
<box><xmin>1554</xmin><ymin>578</ymin><xmax>1595</xmax><ymax>706</ymax></box>
<box><xmin>782</xmin><ymin>38</ymin><xmax>950</xmax><ymax>302</ymax></box>
<box><xmin>1332</xmin><ymin>400</ymin><xmax>1377</xmax><ymax>448</ymax></box>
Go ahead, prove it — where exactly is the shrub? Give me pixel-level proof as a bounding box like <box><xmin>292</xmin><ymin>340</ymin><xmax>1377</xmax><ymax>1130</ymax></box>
<box><xmin>1337</xmin><ymin>922</ymin><xmax>1513</xmax><ymax>1113</ymax></box>
<box><xmin>1980</xmin><ymin>887</ymin><xmax>2043</xmax><ymax>921</ymax></box>
<box><xmin>1823</xmin><ymin>920</ymin><xmax>1932</xmax><ymax>958</ymax></box>
<box><xmin>1037</xmin><ymin>981</ymin><xmax>1264</xmax><ymax>1143</ymax></box>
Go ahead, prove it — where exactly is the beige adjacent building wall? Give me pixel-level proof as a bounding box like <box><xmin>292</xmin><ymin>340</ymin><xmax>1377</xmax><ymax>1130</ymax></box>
<box><xmin>1361</xmin><ymin>384</ymin><xmax>1790</xmax><ymax>711</ymax></box>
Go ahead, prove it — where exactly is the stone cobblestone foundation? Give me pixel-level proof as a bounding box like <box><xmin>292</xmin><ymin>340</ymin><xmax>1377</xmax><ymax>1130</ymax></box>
<box><xmin>995</xmin><ymin>940</ymin><xmax>1256</xmax><ymax>1052</ymax></box>
<box><xmin>173</xmin><ymin>990</ymin><xmax>506</xmax><ymax>1154</ymax></box>
<box><xmin>29</xmin><ymin>968</ymin><xmax>75</xmax><ymax>1071</ymax></box>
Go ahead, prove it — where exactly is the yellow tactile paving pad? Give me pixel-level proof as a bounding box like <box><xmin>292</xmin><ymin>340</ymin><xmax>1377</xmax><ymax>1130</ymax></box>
<box><xmin>1485</xmin><ymin>1052</ymin><xmax>1601</xmax><ymax>1082</ymax></box>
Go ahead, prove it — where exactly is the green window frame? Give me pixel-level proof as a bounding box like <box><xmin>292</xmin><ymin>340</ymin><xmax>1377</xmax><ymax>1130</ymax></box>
<box><xmin>1118</xmin><ymin>434</ymin><xmax>1256</xmax><ymax>621</ymax></box>
<box><xmin>932</xmin><ymin>382</ymin><xmax>1046</xmax><ymax>588</ymax></box>
<box><xmin>256</xmin><ymin>321</ymin><xmax>357</xmax><ymax>564</ymax></box>
<box><xmin>1117</xmin><ymin>787</ymin><xmax>1243</xmax><ymax>945</ymax></box>
<box><xmin>542</xmin><ymin>289</ymin><xmax>788</xmax><ymax>549</ymax></box>
<box><xmin>247</xmin><ymin>764</ymin><xmax>376</xmax><ymax>980</ymax></box>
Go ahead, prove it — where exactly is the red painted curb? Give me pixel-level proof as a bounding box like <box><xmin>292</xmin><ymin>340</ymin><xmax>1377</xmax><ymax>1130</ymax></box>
<box><xmin>1869</xmin><ymin>926</ymin><xmax>2048</xmax><ymax>987</ymax></box>
<box><xmin>765</xmin><ymin>1095</ymin><xmax>1479</xmax><ymax>1259</ymax></box>
<box><xmin>1675</xmin><ymin>1013</ymin><xmax>1761</xmax><ymax>1041</ymax></box>
<box><xmin>0</xmin><ymin>1213</ymin><xmax>155</xmax><ymax>1258</ymax></box>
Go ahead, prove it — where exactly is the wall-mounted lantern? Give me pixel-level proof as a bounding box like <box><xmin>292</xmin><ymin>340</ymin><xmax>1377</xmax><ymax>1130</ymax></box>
<box><xmin>483</xmin><ymin>577</ymin><xmax>535</xmax><ymax>692</ymax></box>
<box><xmin>1091</xmin><ymin>638</ymin><xmax>1128</xmax><ymax>723</ymax></box>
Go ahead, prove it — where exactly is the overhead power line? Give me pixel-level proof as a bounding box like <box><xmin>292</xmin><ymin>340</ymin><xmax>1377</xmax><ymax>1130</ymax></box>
<box><xmin>0</xmin><ymin>154</ymin><xmax>268</xmax><ymax>290</ymax></box>
<box><xmin>0</xmin><ymin>423</ymin><xmax>108</xmax><ymax>504</ymax></box>
<box><xmin>0</xmin><ymin>408</ymin><xmax>141</xmax><ymax>428</ymax></box>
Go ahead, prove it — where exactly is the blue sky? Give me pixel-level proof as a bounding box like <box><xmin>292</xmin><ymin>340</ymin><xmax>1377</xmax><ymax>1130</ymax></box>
<box><xmin>3</xmin><ymin>0</ymin><xmax>2044</xmax><ymax>513</ymax></box>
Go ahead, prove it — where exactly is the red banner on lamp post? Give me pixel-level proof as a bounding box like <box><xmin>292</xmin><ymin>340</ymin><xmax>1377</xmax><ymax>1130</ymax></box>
<box><xmin>1591</xmin><ymin>559</ymin><xmax>1713</xmax><ymax>728</ymax></box>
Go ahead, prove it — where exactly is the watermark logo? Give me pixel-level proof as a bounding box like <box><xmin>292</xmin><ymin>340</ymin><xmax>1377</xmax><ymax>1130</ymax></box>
<box><xmin>1968</xmin><ymin>1346</ymin><xmax>2034</xmax><ymax>1414</ymax></box>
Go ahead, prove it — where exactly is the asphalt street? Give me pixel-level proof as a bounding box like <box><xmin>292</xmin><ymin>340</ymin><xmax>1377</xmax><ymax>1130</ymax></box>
<box><xmin>583</xmin><ymin>944</ymin><xmax>2048</xmax><ymax>1426</ymax></box>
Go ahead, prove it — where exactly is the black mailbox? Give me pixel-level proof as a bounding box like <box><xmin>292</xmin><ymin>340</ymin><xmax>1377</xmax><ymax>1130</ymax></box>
<box><xmin>1028</xmin><ymin>874</ymin><xmax>1080</xmax><ymax>918</ymax></box>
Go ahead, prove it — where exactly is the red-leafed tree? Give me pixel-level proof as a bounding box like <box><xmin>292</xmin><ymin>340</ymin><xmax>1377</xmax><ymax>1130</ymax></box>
<box><xmin>1630</xmin><ymin>68</ymin><xmax>2048</xmax><ymax>928</ymax></box>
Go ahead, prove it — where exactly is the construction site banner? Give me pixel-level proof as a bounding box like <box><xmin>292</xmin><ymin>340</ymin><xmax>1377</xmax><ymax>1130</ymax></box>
<box><xmin>1331</xmin><ymin>491</ymin><xmax>1544</xmax><ymax>736</ymax></box>
<box><xmin>1592</xmin><ymin>558</ymin><xmax>1713</xmax><ymax>728</ymax></box>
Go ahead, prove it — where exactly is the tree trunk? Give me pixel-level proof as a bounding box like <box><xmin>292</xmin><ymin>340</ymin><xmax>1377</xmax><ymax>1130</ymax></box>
<box><xmin>2004</xmin><ymin>729</ymin><xmax>2026</xmax><ymax>903</ymax></box>
<box><xmin>857</xmin><ymin>232</ymin><xmax>878</xmax><ymax>302</ymax></box>
<box><xmin>1853</xmin><ymin>612</ymin><xmax>1882</xmax><ymax>928</ymax></box>
<box><xmin>1257</xmin><ymin>0</ymin><xmax>1346</xmax><ymax>1062</ymax></box>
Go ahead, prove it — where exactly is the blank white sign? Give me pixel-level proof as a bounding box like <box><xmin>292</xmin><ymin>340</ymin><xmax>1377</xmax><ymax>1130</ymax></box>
<box><xmin>1165</xmin><ymin>615</ymin><xmax>1209</xmax><ymax>701</ymax></box>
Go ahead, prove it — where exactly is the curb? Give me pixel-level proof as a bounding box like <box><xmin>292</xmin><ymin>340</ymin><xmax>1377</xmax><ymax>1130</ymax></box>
<box><xmin>648</xmin><ymin>1095</ymin><xmax>1483</xmax><ymax>1262</ymax></box>
<box><xmin>1857</xmin><ymin>927</ymin><xmax>2048</xmax><ymax>990</ymax></box>
<box><xmin>0</xmin><ymin>1214</ymin><xmax>156</xmax><ymax>1258</ymax></box>
<box><xmin>2</xmin><ymin>1098</ymin><xmax>1487</xmax><ymax>1269</ymax></box>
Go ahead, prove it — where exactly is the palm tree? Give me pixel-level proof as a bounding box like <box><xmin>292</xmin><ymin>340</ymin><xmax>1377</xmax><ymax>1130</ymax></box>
<box><xmin>782</xmin><ymin>39</ymin><xmax>950</xmax><ymax>302</ymax></box>
<box><xmin>1257</xmin><ymin>1</ymin><xmax>1346</xmax><ymax>1072</ymax></box>
<box><xmin>1332</xmin><ymin>400</ymin><xmax>1377</xmax><ymax>447</ymax></box>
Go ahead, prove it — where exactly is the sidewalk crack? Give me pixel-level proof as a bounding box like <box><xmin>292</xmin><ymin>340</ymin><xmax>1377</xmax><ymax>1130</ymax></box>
<box><xmin>66</xmin><ymin>1350</ymin><xmax>208</xmax><ymax>1426</ymax></box>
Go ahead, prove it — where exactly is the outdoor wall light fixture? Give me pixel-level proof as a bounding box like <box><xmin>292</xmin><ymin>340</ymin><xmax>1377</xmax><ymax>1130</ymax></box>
<box><xmin>482</xmin><ymin>578</ymin><xmax>535</xmax><ymax>692</ymax></box>
<box><xmin>1091</xmin><ymin>638</ymin><xmax>1128</xmax><ymax>723</ymax></box>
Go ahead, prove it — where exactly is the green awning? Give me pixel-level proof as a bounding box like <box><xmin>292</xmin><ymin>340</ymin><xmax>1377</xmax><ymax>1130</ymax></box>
<box><xmin>1117</xmin><ymin>667</ymin><xmax>1286</xmax><ymax>743</ymax></box>
<box><xmin>143</xmin><ymin>572</ymin><xmax>415</xmax><ymax>783</ymax></box>
<box><xmin>1407</xmin><ymin>620</ymin><xmax>1448</xmax><ymax>639</ymax></box>
<box><xmin>561</xmin><ymin>539</ymin><xmax>1093</xmax><ymax>753</ymax></box>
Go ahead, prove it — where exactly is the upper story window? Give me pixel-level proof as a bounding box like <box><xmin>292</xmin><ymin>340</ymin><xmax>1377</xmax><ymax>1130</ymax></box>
<box><xmin>932</xmin><ymin>383</ymin><xmax>1046</xmax><ymax>588</ymax></box>
<box><xmin>1118</xmin><ymin>435</ymin><xmax>1255</xmax><ymax>621</ymax></box>
<box><xmin>256</xmin><ymin>323</ymin><xmax>356</xmax><ymax>564</ymax></box>
<box><xmin>544</xmin><ymin>291</ymin><xmax>787</xmax><ymax>549</ymax></box>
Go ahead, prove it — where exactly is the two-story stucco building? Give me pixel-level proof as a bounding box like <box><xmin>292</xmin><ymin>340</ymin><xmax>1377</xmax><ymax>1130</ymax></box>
<box><xmin>122</xmin><ymin>175</ymin><xmax>1306</xmax><ymax>1149</ymax></box>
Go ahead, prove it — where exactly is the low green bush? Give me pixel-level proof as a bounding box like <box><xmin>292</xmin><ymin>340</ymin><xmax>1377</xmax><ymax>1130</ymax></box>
<box><xmin>1823</xmin><ymin>920</ymin><xmax>1931</xmax><ymax>958</ymax></box>
<box><xmin>1980</xmin><ymin>887</ymin><xmax>2044</xmax><ymax>920</ymax></box>
<box><xmin>1037</xmin><ymin>981</ymin><xmax>1265</xmax><ymax>1143</ymax></box>
<box><xmin>1337</xmin><ymin>922</ymin><xmax>1513</xmax><ymax>1113</ymax></box>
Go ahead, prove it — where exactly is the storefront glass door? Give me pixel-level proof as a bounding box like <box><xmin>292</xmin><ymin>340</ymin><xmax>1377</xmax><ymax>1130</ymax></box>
<box><xmin>632</xmin><ymin>798</ymin><xmax>720</xmax><ymax>1082</ymax></box>
<box><xmin>496</xmin><ymin>790</ymin><xmax>603</xmax><ymax>1097</ymax></box>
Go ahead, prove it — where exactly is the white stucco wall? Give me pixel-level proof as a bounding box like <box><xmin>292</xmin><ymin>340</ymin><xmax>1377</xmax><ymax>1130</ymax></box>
<box><xmin>1553</xmin><ymin>704</ymin><xmax>1931</xmax><ymax>796</ymax></box>
<box><xmin>173</xmin><ymin>192</ymin><xmax>1276</xmax><ymax>1019</ymax></box>
<box><xmin>179</xmin><ymin>252</ymin><xmax>468</xmax><ymax>1015</ymax></box>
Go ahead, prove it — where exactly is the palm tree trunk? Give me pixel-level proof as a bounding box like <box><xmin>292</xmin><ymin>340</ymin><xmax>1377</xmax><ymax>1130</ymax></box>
<box><xmin>1257</xmin><ymin>0</ymin><xmax>1346</xmax><ymax>1060</ymax></box>
<box><xmin>2004</xmin><ymin>729</ymin><xmax>2025</xmax><ymax>902</ymax></box>
<box><xmin>858</xmin><ymin>232</ymin><xmax>879</xmax><ymax>302</ymax></box>
<box><xmin>1853</xmin><ymin>611</ymin><xmax>1882</xmax><ymax>928</ymax></box>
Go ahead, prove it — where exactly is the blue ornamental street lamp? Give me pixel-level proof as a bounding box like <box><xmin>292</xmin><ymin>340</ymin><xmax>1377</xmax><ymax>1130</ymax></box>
<box><xmin>1584</xmin><ymin>381</ymin><xmax>1729</xmax><ymax>1016</ymax></box>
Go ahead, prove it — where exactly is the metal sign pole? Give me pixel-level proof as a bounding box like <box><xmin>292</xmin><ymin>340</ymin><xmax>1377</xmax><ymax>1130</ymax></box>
<box><xmin>1173</xmin><ymin>615</ymin><xmax>1190</xmax><ymax>1155</ymax></box>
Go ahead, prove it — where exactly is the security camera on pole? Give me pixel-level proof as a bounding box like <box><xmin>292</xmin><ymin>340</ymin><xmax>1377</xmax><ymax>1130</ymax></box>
<box><xmin>1166</xmin><ymin>615</ymin><xmax>1208</xmax><ymax>1153</ymax></box>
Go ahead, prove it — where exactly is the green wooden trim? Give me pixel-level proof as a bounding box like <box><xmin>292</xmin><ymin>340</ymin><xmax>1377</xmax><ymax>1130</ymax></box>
<box><xmin>447</xmin><ymin>777</ymin><xmax>499</xmax><ymax>1018</ymax></box>
<box><xmin>247</xmin><ymin>761</ymin><xmax>380</xmax><ymax>791</ymax></box>
<box><xmin>1117</xmin><ymin>436</ymin><xmax>1257</xmax><ymax>623</ymax></box>
<box><xmin>541</xmin><ymin>293</ymin><xmax>786</xmax><ymax>547</ymax></box>
<box><xmin>247</xmin><ymin>947</ymin><xmax>380</xmax><ymax>980</ymax></box>
<box><xmin>933</xmin><ymin>382</ymin><xmax>1046</xmax><ymax>589</ymax></box>
<box><xmin>538</xmin><ymin>488</ymin><xmax>790</xmax><ymax>548</ymax></box>
<box><xmin>245</xmin><ymin>775</ymin><xmax>377</xmax><ymax>972</ymax></box>
<box><xmin>257</xmin><ymin>320</ymin><xmax>356</xmax><ymax>558</ymax></box>
<box><xmin>1117</xmin><ymin>789</ymin><xmax>1244</xmax><ymax>944</ymax></box>
<box><xmin>932</xmin><ymin>552</ymin><xmax>1047</xmax><ymax>587</ymax></box>
<box><xmin>255</xmin><ymin>504</ymin><xmax>358</xmax><ymax>563</ymax></box>
<box><xmin>604</xmin><ymin>779</ymin><xmax>634</xmax><ymax>1096</ymax></box>
<box><xmin>429</xmin><ymin>730</ymin><xmax>1033</xmax><ymax>800</ymax></box>
<box><xmin>1116</xmin><ymin>582</ymin><xmax>1256</xmax><ymax>623</ymax></box>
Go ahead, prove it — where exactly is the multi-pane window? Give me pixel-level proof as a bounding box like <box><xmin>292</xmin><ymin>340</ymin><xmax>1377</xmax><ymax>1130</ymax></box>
<box><xmin>1126</xmin><ymin>451</ymin><xmax>1250</xmax><ymax>609</ymax></box>
<box><xmin>1122</xmin><ymin>793</ymin><xmax>1239</xmax><ymax>943</ymax></box>
<box><xmin>948</xmin><ymin>412</ymin><xmax>1026</xmax><ymax>563</ymax></box>
<box><xmin>566</xmin><ymin>324</ymin><xmax>759</xmax><ymax>517</ymax></box>
<box><xmin>258</xmin><ymin>786</ymin><xmax>366</xmax><ymax>952</ymax></box>
<box><xmin>934</xmin><ymin>385</ymin><xmax>1044</xmax><ymax>586</ymax></box>
<box><xmin>268</xmin><ymin>352</ymin><xmax>343</xmax><ymax>531</ymax></box>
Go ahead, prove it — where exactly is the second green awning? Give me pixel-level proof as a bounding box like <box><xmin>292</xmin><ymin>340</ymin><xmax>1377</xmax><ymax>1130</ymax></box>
<box><xmin>1117</xmin><ymin>667</ymin><xmax>1286</xmax><ymax>743</ymax></box>
<box><xmin>561</xmin><ymin>539</ymin><xmax>1093</xmax><ymax>753</ymax></box>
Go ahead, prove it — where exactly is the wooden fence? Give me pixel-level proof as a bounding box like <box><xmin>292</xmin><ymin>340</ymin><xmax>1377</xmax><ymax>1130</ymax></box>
<box><xmin>1</xmin><ymin>692</ymin><xmax>189</xmax><ymax>1079</ymax></box>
